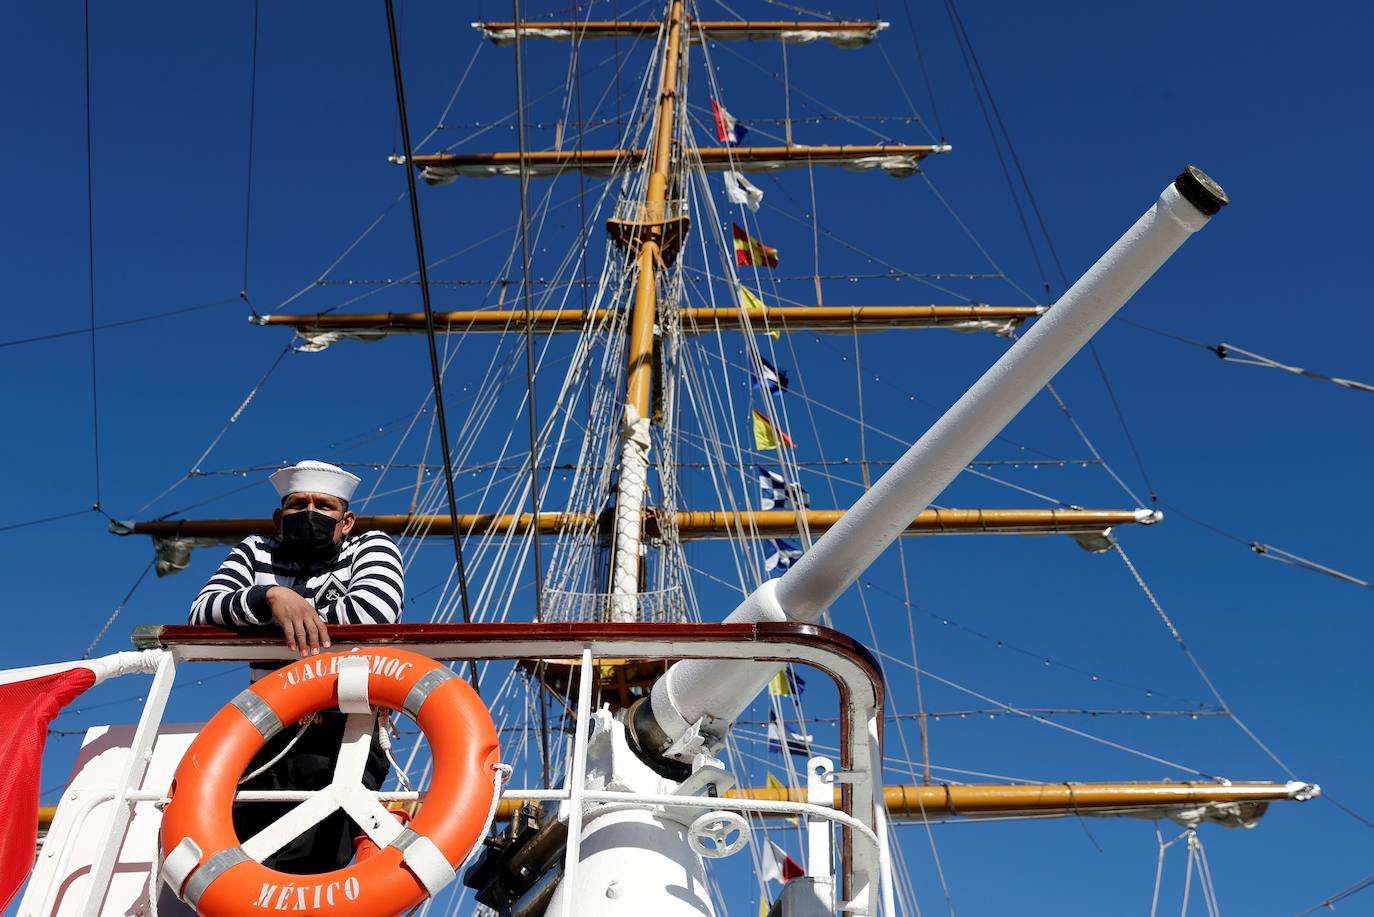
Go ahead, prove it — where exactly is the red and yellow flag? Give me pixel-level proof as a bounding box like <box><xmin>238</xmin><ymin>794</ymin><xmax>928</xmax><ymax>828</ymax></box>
<box><xmin>733</xmin><ymin>224</ymin><xmax>779</xmax><ymax>268</ymax></box>
<box><xmin>752</xmin><ymin>409</ymin><xmax>796</xmax><ymax>449</ymax></box>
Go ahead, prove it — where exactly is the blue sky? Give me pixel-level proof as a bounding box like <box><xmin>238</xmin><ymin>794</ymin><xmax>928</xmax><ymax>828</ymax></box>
<box><xmin>3</xmin><ymin>0</ymin><xmax>1372</xmax><ymax>914</ymax></box>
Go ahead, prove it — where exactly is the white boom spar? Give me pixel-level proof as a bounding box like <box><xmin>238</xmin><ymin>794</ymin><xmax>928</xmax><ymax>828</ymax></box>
<box><xmin>635</xmin><ymin>166</ymin><xmax>1229</xmax><ymax>760</ymax></box>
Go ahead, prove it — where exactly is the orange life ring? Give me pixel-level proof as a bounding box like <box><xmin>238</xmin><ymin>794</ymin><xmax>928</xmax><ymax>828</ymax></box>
<box><xmin>160</xmin><ymin>649</ymin><xmax>499</xmax><ymax>916</ymax></box>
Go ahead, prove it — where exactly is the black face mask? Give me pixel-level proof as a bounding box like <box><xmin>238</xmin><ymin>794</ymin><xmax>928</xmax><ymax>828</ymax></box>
<box><xmin>279</xmin><ymin>510</ymin><xmax>340</xmax><ymax>564</ymax></box>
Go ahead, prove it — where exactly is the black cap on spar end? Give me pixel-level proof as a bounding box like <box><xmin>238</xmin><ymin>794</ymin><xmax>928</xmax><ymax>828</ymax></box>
<box><xmin>1173</xmin><ymin>164</ymin><xmax>1228</xmax><ymax>216</ymax></box>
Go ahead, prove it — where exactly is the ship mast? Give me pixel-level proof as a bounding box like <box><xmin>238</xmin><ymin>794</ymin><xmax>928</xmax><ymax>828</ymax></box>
<box><xmin>86</xmin><ymin>5</ymin><xmax>1321</xmax><ymax>912</ymax></box>
<box><xmin>609</xmin><ymin>0</ymin><xmax>686</xmax><ymax>622</ymax></box>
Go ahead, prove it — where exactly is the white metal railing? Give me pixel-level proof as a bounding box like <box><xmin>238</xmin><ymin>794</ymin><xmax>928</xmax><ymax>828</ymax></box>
<box><xmin>36</xmin><ymin>622</ymin><xmax>887</xmax><ymax>917</ymax></box>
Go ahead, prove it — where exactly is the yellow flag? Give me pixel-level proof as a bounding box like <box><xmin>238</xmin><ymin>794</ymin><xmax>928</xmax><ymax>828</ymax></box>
<box><xmin>738</xmin><ymin>285</ymin><xmax>780</xmax><ymax>339</ymax></box>
<box><xmin>769</xmin><ymin>671</ymin><xmax>790</xmax><ymax>696</ymax></box>
<box><xmin>759</xmin><ymin>897</ymin><xmax>770</xmax><ymax>917</ymax></box>
<box><xmin>752</xmin><ymin>409</ymin><xmax>777</xmax><ymax>450</ymax></box>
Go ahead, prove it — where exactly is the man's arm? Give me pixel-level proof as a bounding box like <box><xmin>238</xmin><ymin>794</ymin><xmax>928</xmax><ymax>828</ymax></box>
<box><xmin>190</xmin><ymin>538</ymin><xmax>330</xmax><ymax>655</ymax></box>
<box><xmin>324</xmin><ymin>532</ymin><xmax>405</xmax><ymax>624</ymax></box>
<box><xmin>189</xmin><ymin>540</ymin><xmax>270</xmax><ymax>626</ymax></box>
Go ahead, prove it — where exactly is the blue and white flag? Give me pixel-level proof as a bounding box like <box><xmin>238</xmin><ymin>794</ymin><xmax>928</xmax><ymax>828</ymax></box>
<box><xmin>758</xmin><ymin>467</ymin><xmax>810</xmax><ymax>511</ymax></box>
<box><xmin>768</xmin><ymin>709</ymin><xmax>813</xmax><ymax>758</ymax></box>
<box><xmin>750</xmin><ymin>356</ymin><xmax>789</xmax><ymax>394</ymax></box>
<box><xmin>764</xmin><ymin>538</ymin><xmax>803</xmax><ymax>574</ymax></box>
<box><xmin>723</xmin><ymin>170</ymin><xmax>764</xmax><ymax>212</ymax></box>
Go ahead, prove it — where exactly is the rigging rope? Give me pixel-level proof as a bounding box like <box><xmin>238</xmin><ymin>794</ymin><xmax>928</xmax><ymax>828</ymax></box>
<box><xmin>940</xmin><ymin>0</ymin><xmax>1049</xmax><ymax>292</ymax></box>
<box><xmin>1042</xmin><ymin>379</ymin><xmax>1148</xmax><ymax>507</ymax></box>
<box><xmin>1293</xmin><ymin>869</ymin><xmax>1374</xmax><ymax>915</ymax></box>
<box><xmin>1251</xmin><ymin>542</ymin><xmax>1373</xmax><ymax>589</ymax></box>
<box><xmin>1160</xmin><ymin>499</ymin><xmax>1374</xmax><ymax>594</ymax></box>
<box><xmin>860</xmin><ymin>578</ymin><xmax>1215</xmax><ymax>708</ymax></box>
<box><xmin>1123</xmin><ymin>319</ymin><xmax>1374</xmax><ymax>396</ymax></box>
<box><xmin>1114</xmin><ymin>541</ymin><xmax>1374</xmax><ymax>831</ymax></box>
<box><xmin>1087</xmin><ymin>340</ymin><xmax>1159</xmax><ymax>502</ymax></box>
<box><xmin>1214</xmin><ymin>341</ymin><xmax>1374</xmax><ymax>395</ymax></box>
<box><xmin>761</xmin><ymin>187</ymin><xmax>991</xmax><ymax>302</ymax></box>
<box><xmin>384</xmin><ymin>0</ymin><xmax>479</xmax><ymax>694</ymax></box>
<box><xmin>509</xmin><ymin>0</ymin><xmax>551</xmax><ymax>790</ymax></box>
<box><xmin>896</xmin><ymin>0</ymin><xmax>945</xmax><ymax>139</ymax></box>
<box><xmin>135</xmin><ymin>342</ymin><xmax>292</xmax><ymax>515</ymax></box>
<box><xmin>240</xmin><ymin>0</ymin><xmax>261</xmax><ymax>310</ymax></box>
<box><xmin>894</xmin><ymin>540</ymin><xmax>955</xmax><ymax>913</ymax></box>
<box><xmin>0</xmin><ymin>296</ymin><xmax>240</xmax><ymax>350</ymax></box>
<box><xmin>384</xmin><ymin>38</ymin><xmax>659</xmax><ymax>815</ymax></box>
<box><xmin>688</xmin><ymin>347</ymin><xmax>1081</xmax><ymax>507</ymax></box>
<box><xmin>83</xmin><ymin>0</ymin><xmax>103</xmax><ymax>516</ymax></box>
<box><xmin>266</xmin><ymin>190</ymin><xmax>406</xmax><ymax>316</ymax></box>
<box><xmin>436</xmin><ymin>112</ymin><xmax>927</xmax><ymax>132</ymax></box>
<box><xmin>951</xmin><ymin>0</ymin><xmax>1163</xmax><ymax>504</ymax></box>
<box><xmin>510</xmin><ymin>0</ymin><xmax>547</xmax><ymax>624</ymax></box>
<box><xmin>906</xmin><ymin>662</ymin><xmax>1220</xmax><ymax>779</ymax></box>
<box><xmin>680</xmin><ymin>266</ymin><xmax>1008</xmax><ymax>284</ymax></box>
<box><xmin>0</xmin><ymin>509</ymin><xmax>94</xmax><ymax>535</ymax></box>
<box><xmin>1114</xmin><ymin>542</ymin><xmax>1287</xmax><ymax>749</ymax></box>
<box><xmin>921</xmin><ymin>0</ymin><xmax>1163</xmax><ymax>514</ymax></box>
<box><xmin>413</xmin><ymin>40</ymin><xmax>485</xmax><ymax>152</ymax></box>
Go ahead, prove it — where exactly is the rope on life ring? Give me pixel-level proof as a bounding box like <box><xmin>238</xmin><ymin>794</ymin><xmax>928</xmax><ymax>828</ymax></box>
<box><xmin>159</xmin><ymin>649</ymin><xmax>500</xmax><ymax>917</ymax></box>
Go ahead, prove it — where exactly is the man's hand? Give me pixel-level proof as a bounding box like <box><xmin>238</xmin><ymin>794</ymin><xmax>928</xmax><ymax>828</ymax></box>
<box><xmin>266</xmin><ymin>586</ymin><xmax>331</xmax><ymax>657</ymax></box>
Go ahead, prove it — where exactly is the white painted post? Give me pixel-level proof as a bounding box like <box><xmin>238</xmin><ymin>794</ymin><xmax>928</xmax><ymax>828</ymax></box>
<box><xmin>559</xmin><ymin>648</ymin><xmax>595</xmax><ymax>917</ymax></box>
<box><xmin>872</xmin><ymin>717</ymin><xmax>895</xmax><ymax>917</ymax></box>
<box><xmin>81</xmin><ymin>650</ymin><xmax>177</xmax><ymax>917</ymax></box>
<box><xmin>805</xmin><ymin>758</ymin><xmax>833</xmax><ymax>880</ymax></box>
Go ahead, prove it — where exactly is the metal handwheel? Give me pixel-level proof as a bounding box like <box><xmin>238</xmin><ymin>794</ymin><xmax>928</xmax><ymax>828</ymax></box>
<box><xmin>687</xmin><ymin>810</ymin><xmax>751</xmax><ymax>859</ymax></box>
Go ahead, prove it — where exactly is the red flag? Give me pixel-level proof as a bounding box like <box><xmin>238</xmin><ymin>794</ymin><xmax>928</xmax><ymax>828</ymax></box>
<box><xmin>0</xmin><ymin>667</ymin><xmax>97</xmax><ymax>910</ymax></box>
<box><xmin>760</xmin><ymin>839</ymin><xmax>805</xmax><ymax>884</ymax></box>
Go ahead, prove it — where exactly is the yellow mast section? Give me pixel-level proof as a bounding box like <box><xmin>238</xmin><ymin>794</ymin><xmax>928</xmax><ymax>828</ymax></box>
<box><xmin>42</xmin><ymin>779</ymin><xmax>1308</xmax><ymax>833</ymax></box>
<box><xmin>498</xmin><ymin>780</ymin><xmax>1313</xmax><ymax>823</ymax></box>
<box><xmin>257</xmin><ymin>306</ymin><xmax>1043</xmax><ymax>344</ymax></box>
<box><xmin>601</xmin><ymin>0</ymin><xmax>688</xmax><ymax>618</ymax></box>
<box><xmin>623</xmin><ymin>0</ymin><xmax>684</xmax><ymax>421</ymax></box>
<box><xmin>119</xmin><ymin>508</ymin><xmax>1158</xmax><ymax>541</ymax></box>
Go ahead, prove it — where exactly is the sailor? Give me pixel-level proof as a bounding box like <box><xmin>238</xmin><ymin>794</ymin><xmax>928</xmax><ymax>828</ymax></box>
<box><xmin>188</xmin><ymin>460</ymin><xmax>405</xmax><ymax>874</ymax></box>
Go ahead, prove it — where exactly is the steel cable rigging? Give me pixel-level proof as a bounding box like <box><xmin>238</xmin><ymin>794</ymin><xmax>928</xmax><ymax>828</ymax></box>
<box><xmin>384</xmin><ymin>0</ymin><xmax>479</xmax><ymax>692</ymax></box>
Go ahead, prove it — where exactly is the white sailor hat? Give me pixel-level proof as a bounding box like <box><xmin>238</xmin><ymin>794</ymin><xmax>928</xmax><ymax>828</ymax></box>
<box><xmin>268</xmin><ymin>460</ymin><xmax>361</xmax><ymax>503</ymax></box>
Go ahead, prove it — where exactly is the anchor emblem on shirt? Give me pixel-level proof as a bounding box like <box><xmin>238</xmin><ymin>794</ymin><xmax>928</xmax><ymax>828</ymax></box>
<box><xmin>315</xmin><ymin>574</ymin><xmax>347</xmax><ymax>607</ymax></box>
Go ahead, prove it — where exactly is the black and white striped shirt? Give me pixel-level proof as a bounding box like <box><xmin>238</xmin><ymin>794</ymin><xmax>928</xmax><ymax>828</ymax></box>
<box><xmin>189</xmin><ymin>531</ymin><xmax>405</xmax><ymax>629</ymax></box>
